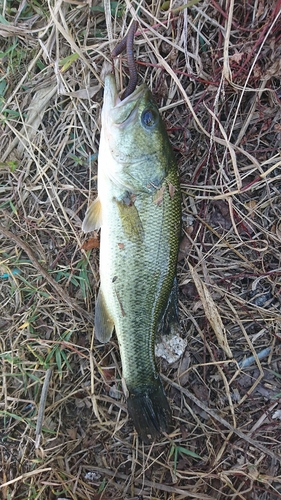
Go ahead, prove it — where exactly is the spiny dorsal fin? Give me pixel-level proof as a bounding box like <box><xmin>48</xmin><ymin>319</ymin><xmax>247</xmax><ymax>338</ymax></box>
<box><xmin>82</xmin><ymin>198</ymin><xmax>102</xmax><ymax>233</ymax></box>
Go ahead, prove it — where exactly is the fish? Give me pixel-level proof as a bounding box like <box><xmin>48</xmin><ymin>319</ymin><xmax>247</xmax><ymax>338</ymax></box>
<box><xmin>82</xmin><ymin>73</ymin><xmax>181</xmax><ymax>441</ymax></box>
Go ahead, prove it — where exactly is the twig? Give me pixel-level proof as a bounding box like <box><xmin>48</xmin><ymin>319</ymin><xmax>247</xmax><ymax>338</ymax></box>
<box><xmin>163</xmin><ymin>376</ymin><xmax>281</xmax><ymax>464</ymax></box>
<box><xmin>35</xmin><ymin>367</ymin><xmax>53</xmax><ymax>449</ymax></box>
<box><xmin>238</xmin><ymin>347</ymin><xmax>272</xmax><ymax>369</ymax></box>
<box><xmin>0</xmin><ymin>226</ymin><xmax>92</xmax><ymax>322</ymax></box>
<box><xmin>0</xmin><ymin>468</ymin><xmax>52</xmax><ymax>489</ymax></box>
<box><xmin>84</xmin><ymin>466</ymin><xmax>215</xmax><ymax>499</ymax></box>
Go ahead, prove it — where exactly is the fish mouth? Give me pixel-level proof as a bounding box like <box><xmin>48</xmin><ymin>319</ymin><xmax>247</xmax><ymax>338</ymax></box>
<box><xmin>115</xmin><ymin>82</ymin><xmax>147</xmax><ymax>107</ymax></box>
<box><xmin>103</xmin><ymin>73</ymin><xmax>148</xmax><ymax>125</ymax></box>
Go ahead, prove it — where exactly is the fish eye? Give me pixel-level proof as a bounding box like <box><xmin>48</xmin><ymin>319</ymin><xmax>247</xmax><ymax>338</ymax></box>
<box><xmin>141</xmin><ymin>108</ymin><xmax>158</xmax><ymax>128</ymax></box>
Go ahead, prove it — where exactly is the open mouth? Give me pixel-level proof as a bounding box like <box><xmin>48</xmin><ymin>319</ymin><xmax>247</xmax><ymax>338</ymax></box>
<box><xmin>114</xmin><ymin>83</ymin><xmax>147</xmax><ymax>108</ymax></box>
<box><xmin>104</xmin><ymin>75</ymin><xmax>149</xmax><ymax>125</ymax></box>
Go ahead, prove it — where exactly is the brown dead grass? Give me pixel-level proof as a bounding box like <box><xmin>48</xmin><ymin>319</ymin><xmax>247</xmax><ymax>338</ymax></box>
<box><xmin>0</xmin><ymin>0</ymin><xmax>281</xmax><ymax>499</ymax></box>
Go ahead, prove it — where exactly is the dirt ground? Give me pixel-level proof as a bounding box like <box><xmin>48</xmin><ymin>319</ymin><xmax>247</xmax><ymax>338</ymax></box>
<box><xmin>1</xmin><ymin>1</ymin><xmax>281</xmax><ymax>499</ymax></box>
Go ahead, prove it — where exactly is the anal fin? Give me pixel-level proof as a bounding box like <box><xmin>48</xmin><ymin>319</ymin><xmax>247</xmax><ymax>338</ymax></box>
<box><xmin>95</xmin><ymin>289</ymin><xmax>114</xmax><ymax>343</ymax></box>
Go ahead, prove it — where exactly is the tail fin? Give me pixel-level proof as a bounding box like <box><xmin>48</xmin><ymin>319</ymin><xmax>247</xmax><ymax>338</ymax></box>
<box><xmin>126</xmin><ymin>378</ymin><xmax>172</xmax><ymax>442</ymax></box>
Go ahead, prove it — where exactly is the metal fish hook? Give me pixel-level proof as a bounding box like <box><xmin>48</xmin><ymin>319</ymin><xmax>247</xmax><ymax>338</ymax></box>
<box><xmin>112</xmin><ymin>21</ymin><xmax>139</xmax><ymax>100</ymax></box>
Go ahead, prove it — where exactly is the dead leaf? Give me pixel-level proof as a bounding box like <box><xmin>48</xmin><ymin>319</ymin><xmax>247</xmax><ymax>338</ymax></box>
<box><xmin>178</xmin><ymin>234</ymin><xmax>192</xmax><ymax>261</ymax></box>
<box><xmin>81</xmin><ymin>237</ymin><xmax>100</xmax><ymax>250</ymax></box>
<box><xmin>14</xmin><ymin>85</ymin><xmax>58</xmax><ymax>158</ymax></box>
<box><xmin>66</xmin><ymin>85</ymin><xmax>101</xmax><ymax>99</ymax></box>
<box><xmin>192</xmin><ymin>383</ymin><xmax>209</xmax><ymax>403</ymax></box>
<box><xmin>245</xmin><ymin>200</ymin><xmax>257</xmax><ymax>219</ymax></box>
<box><xmin>67</xmin><ymin>427</ymin><xmax>77</xmax><ymax>439</ymax></box>
<box><xmin>264</xmin><ymin>59</ymin><xmax>281</xmax><ymax>80</ymax></box>
<box><xmin>210</xmin><ymin>200</ymin><xmax>232</xmax><ymax>230</ymax></box>
<box><xmin>230</xmin><ymin>51</ymin><xmax>244</xmax><ymax>64</ymax></box>
<box><xmin>100</xmin><ymin>367</ymin><xmax>115</xmax><ymax>382</ymax></box>
<box><xmin>178</xmin><ymin>350</ymin><xmax>191</xmax><ymax>386</ymax></box>
<box><xmin>75</xmin><ymin>398</ymin><xmax>85</xmax><ymax>408</ymax></box>
<box><xmin>256</xmin><ymin>0</ymin><xmax>265</xmax><ymax>18</ymax></box>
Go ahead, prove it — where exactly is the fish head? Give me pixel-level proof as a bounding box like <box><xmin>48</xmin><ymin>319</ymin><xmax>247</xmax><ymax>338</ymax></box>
<box><xmin>101</xmin><ymin>73</ymin><xmax>174</xmax><ymax>193</ymax></box>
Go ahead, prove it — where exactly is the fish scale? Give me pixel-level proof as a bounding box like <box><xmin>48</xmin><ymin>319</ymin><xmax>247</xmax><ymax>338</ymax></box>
<box><xmin>83</xmin><ymin>74</ymin><xmax>181</xmax><ymax>441</ymax></box>
<box><xmin>103</xmin><ymin>188</ymin><xmax>180</xmax><ymax>385</ymax></box>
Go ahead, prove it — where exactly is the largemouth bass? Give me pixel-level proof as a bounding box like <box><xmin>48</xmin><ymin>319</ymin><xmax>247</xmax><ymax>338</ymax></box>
<box><xmin>83</xmin><ymin>73</ymin><xmax>181</xmax><ymax>441</ymax></box>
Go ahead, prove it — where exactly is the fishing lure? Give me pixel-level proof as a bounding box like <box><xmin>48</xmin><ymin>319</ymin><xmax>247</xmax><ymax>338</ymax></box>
<box><xmin>112</xmin><ymin>21</ymin><xmax>139</xmax><ymax>100</ymax></box>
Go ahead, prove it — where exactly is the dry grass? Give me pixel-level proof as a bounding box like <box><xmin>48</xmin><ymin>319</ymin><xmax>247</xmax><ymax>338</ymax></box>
<box><xmin>1</xmin><ymin>0</ymin><xmax>281</xmax><ymax>498</ymax></box>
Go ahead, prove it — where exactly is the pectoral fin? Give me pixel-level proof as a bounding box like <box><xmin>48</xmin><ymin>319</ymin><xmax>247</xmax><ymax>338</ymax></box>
<box><xmin>82</xmin><ymin>198</ymin><xmax>102</xmax><ymax>233</ymax></box>
<box><xmin>95</xmin><ymin>289</ymin><xmax>114</xmax><ymax>343</ymax></box>
<box><xmin>116</xmin><ymin>199</ymin><xmax>144</xmax><ymax>241</ymax></box>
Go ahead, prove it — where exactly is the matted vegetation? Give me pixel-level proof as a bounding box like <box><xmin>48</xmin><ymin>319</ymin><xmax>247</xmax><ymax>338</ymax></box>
<box><xmin>1</xmin><ymin>0</ymin><xmax>281</xmax><ymax>498</ymax></box>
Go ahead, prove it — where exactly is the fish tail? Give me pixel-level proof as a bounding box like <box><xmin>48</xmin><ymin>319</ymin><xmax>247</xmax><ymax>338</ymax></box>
<box><xmin>126</xmin><ymin>378</ymin><xmax>172</xmax><ymax>442</ymax></box>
